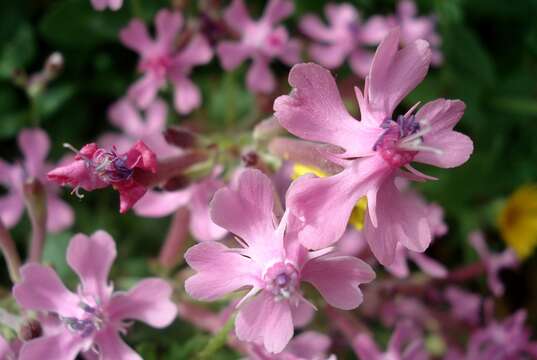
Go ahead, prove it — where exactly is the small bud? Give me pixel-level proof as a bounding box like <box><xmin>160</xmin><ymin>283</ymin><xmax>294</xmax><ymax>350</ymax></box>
<box><xmin>19</xmin><ymin>319</ymin><xmax>43</xmax><ymax>341</ymax></box>
<box><xmin>241</xmin><ymin>151</ymin><xmax>259</xmax><ymax>167</ymax></box>
<box><xmin>44</xmin><ymin>52</ymin><xmax>64</xmax><ymax>79</ymax></box>
<box><xmin>163</xmin><ymin>127</ymin><xmax>198</xmax><ymax>149</ymax></box>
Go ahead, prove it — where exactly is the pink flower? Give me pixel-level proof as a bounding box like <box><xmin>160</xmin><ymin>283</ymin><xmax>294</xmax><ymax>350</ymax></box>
<box><xmin>0</xmin><ymin>336</ymin><xmax>21</xmax><ymax>360</ymax></box>
<box><xmin>99</xmin><ymin>98</ymin><xmax>180</xmax><ymax>159</ymax></box>
<box><xmin>47</xmin><ymin>141</ymin><xmax>157</xmax><ymax>213</ymax></box>
<box><xmin>274</xmin><ymin>29</ymin><xmax>473</xmax><ymax>265</ymax></box>
<box><xmin>90</xmin><ymin>0</ymin><xmax>122</xmax><ymax>11</ymax></box>
<box><xmin>469</xmin><ymin>231</ymin><xmax>518</xmax><ymax>297</ymax></box>
<box><xmin>0</xmin><ymin>128</ymin><xmax>74</xmax><ymax>232</ymax></box>
<box><xmin>216</xmin><ymin>0</ymin><xmax>301</xmax><ymax>93</ymax></box>
<box><xmin>353</xmin><ymin>321</ymin><xmax>428</xmax><ymax>360</ymax></box>
<box><xmin>12</xmin><ymin>231</ymin><xmax>177</xmax><ymax>360</ymax></box>
<box><xmin>247</xmin><ymin>331</ymin><xmax>335</xmax><ymax>360</ymax></box>
<box><xmin>445</xmin><ymin>286</ymin><xmax>488</xmax><ymax>326</ymax></box>
<box><xmin>184</xmin><ymin>169</ymin><xmax>374</xmax><ymax>353</ymax></box>
<box><xmin>120</xmin><ymin>9</ymin><xmax>212</xmax><ymax>114</ymax></box>
<box><xmin>300</xmin><ymin>3</ymin><xmax>390</xmax><ymax>77</ymax></box>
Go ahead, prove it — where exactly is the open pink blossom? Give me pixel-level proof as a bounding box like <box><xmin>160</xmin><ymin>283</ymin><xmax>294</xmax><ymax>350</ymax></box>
<box><xmin>216</xmin><ymin>0</ymin><xmax>301</xmax><ymax>93</ymax></box>
<box><xmin>247</xmin><ymin>331</ymin><xmax>335</xmax><ymax>360</ymax></box>
<box><xmin>0</xmin><ymin>128</ymin><xmax>74</xmax><ymax>232</ymax></box>
<box><xmin>353</xmin><ymin>321</ymin><xmax>428</xmax><ymax>360</ymax></box>
<box><xmin>274</xmin><ymin>29</ymin><xmax>473</xmax><ymax>265</ymax></box>
<box><xmin>47</xmin><ymin>141</ymin><xmax>157</xmax><ymax>213</ymax></box>
<box><xmin>469</xmin><ymin>231</ymin><xmax>518</xmax><ymax>297</ymax></box>
<box><xmin>445</xmin><ymin>286</ymin><xmax>488</xmax><ymax>326</ymax></box>
<box><xmin>120</xmin><ymin>9</ymin><xmax>212</xmax><ymax>114</ymax></box>
<box><xmin>99</xmin><ymin>97</ymin><xmax>179</xmax><ymax>159</ymax></box>
<box><xmin>12</xmin><ymin>230</ymin><xmax>177</xmax><ymax>360</ymax></box>
<box><xmin>134</xmin><ymin>173</ymin><xmax>227</xmax><ymax>242</ymax></box>
<box><xmin>90</xmin><ymin>0</ymin><xmax>122</xmax><ymax>11</ymax></box>
<box><xmin>299</xmin><ymin>3</ymin><xmax>390</xmax><ymax>77</ymax></box>
<box><xmin>185</xmin><ymin>169</ymin><xmax>374</xmax><ymax>353</ymax></box>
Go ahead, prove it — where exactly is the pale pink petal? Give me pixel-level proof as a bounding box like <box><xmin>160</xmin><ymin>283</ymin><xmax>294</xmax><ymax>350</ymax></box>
<box><xmin>144</xmin><ymin>98</ymin><xmax>167</xmax><ymax>133</ymax></box>
<box><xmin>98</xmin><ymin>133</ymin><xmax>134</xmax><ymax>154</ymax></box>
<box><xmin>408</xmin><ymin>252</ymin><xmax>448</xmax><ymax>278</ymax></box>
<box><xmin>13</xmin><ymin>263</ymin><xmax>79</xmax><ymax>316</ymax></box>
<box><xmin>0</xmin><ymin>159</ymin><xmax>13</xmax><ymax>185</ymax></box>
<box><xmin>172</xmin><ymin>76</ymin><xmax>201</xmax><ymax>114</ymax></box>
<box><xmin>127</xmin><ymin>73</ymin><xmax>164</xmax><ymax>109</ymax></box>
<box><xmin>385</xmin><ymin>244</ymin><xmax>411</xmax><ymax>278</ymax></box>
<box><xmin>185</xmin><ymin>242</ymin><xmax>258</xmax><ymax>300</ymax></box>
<box><xmin>302</xmin><ymin>254</ymin><xmax>375</xmax><ymax>310</ymax></box>
<box><xmin>299</xmin><ymin>14</ymin><xmax>332</xmax><ymax>42</ymax></box>
<box><xmin>336</xmin><ymin>228</ymin><xmax>368</xmax><ymax>256</ymax></box>
<box><xmin>107</xmin><ymin>279</ymin><xmax>177</xmax><ymax>328</ymax></box>
<box><xmin>414</xmin><ymin>99</ymin><xmax>473</xmax><ymax>168</ymax></box>
<box><xmin>210</xmin><ymin>169</ymin><xmax>275</xmax><ymax>246</ymax></box>
<box><xmin>108</xmin><ymin>99</ymin><xmax>144</xmax><ymax>137</ymax></box>
<box><xmin>216</xmin><ymin>41</ymin><xmax>252</xmax><ymax>70</ymax></box>
<box><xmin>278</xmin><ymin>38</ymin><xmax>301</xmax><ymax>66</ymax></box>
<box><xmin>349</xmin><ymin>49</ymin><xmax>374</xmax><ymax>78</ymax></box>
<box><xmin>66</xmin><ymin>231</ymin><xmax>116</xmax><ymax>299</ymax></box>
<box><xmin>359</xmin><ymin>15</ymin><xmax>392</xmax><ymax>45</ymax></box>
<box><xmin>236</xmin><ymin>291</ymin><xmax>294</xmax><ymax>354</ymax></box>
<box><xmin>119</xmin><ymin>19</ymin><xmax>153</xmax><ymax>55</ymax></box>
<box><xmin>353</xmin><ymin>334</ymin><xmax>382</xmax><ymax>359</ymax></box>
<box><xmin>325</xmin><ymin>3</ymin><xmax>358</xmax><ymax>26</ymax></box>
<box><xmin>18</xmin><ymin>128</ymin><xmax>50</xmax><ymax>178</ymax></box>
<box><xmin>274</xmin><ymin>63</ymin><xmax>382</xmax><ymax>157</ymax></box>
<box><xmin>133</xmin><ymin>189</ymin><xmax>191</xmax><ymax>218</ymax></box>
<box><xmin>46</xmin><ymin>195</ymin><xmax>74</xmax><ymax>233</ymax></box>
<box><xmin>90</xmin><ymin>0</ymin><xmax>108</xmax><ymax>11</ymax></box>
<box><xmin>309</xmin><ymin>43</ymin><xmax>348</xmax><ymax>69</ymax></box>
<box><xmin>188</xmin><ymin>180</ymin><xmax>227</xmax><ymax>242</ymax></box>
<box><xmin>155</xmin><ymin>10</ymin><xmax>183</xmax><ymax>51</ymax></box>
<box><xmin>262</xmin><ymin>0</ymin><xmax>294</xmax><ymax>24</ymax></box>
<box><xmin>247</xmin><ymin>56</ymin><xmax>275</xmax><ymax>94</ymax></box>
<box><xmin>108</xmin><ymin>0</ymin><xmax>123</xmax><ymax>10</ymax></box>
<box><xmin>19</xmin><ymin>331</ymin><xmax>83</xmax><ymax>360</ymax></box>
<box><xmin>366</xmin><ymin>29</ymin><xmax>431</xmax><ymax>121</ymax></box>
<box><xmin>291</xmin><ymin>300</ymin><xmax>315</xmax><ymax>328</ymax></box>
<box><xmin>285</xmin><ymin>331</ymin><xmax>331</xmax><ymax>359</ymax></box>
<box><xmin>173</xmin><ymin>34</ymin><xmax>213</xmax><ymax>69</ymax></box>
<box><xmin>93</xmin><ymin>327</ymin><xmax>142</xmax><ymax>360</ymax></box>
<box><xmin>223</xmin><ymin>0</ymin><xmax>252</xmax><ymax>33</ymax></box>
<box><xmin>0</xmin><ymin>193</ymin><xmax>24</xmax><ymax>228</ymax></box>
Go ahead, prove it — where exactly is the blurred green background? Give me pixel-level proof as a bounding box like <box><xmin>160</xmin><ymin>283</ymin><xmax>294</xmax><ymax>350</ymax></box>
<box><xmin>1</xmin><ymin>0</ymin><xmax>537</xmax><ymax>358</ymax></box>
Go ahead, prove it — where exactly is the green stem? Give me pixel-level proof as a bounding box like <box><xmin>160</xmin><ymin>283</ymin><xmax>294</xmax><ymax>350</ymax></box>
<box><xmin>130</xmin><ymin>0</ymin><xmax>143</xmax><ymax>18</ymax></box>
<box><xmin>196</xmin><ymin>314</ymin><xmax>235</xmax><ymax>360</ymax></box>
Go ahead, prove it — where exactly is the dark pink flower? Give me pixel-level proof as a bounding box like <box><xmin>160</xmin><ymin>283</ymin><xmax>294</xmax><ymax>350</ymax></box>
<box><xmin>274</xmin><ymin>29</ymin><xmax>473</xmax><ymax>265</ymax></box>
<box><xmin>184</xmin><ymin>169</ymin><xmax>374</xmax><ymax>353</ymax></box>
<box><xmin>120</xmin><ymin>9</ymin><xmax>212</xmax><ymax>114</ymax></box>
<box><xmin>216</xmin><ymin>0</ymin><xmax>301</xmax><ymax>93</ymax></box>
<box><xmin>0</xmin><ymin>128</ymin><xmax>74</xmax><ymax>232</ymax></box>
<box><xmin>47</xmin><ymin>141</ymin><xmax>157</xmax><ymax>213</ymax></box>
<box><xmin>90</xmin><ymin>0</ymin><xmax>122</xmax><ymax>11</ymax></box>
<box><xmin>300</xmin><ymin>3</ymin><xmax>390</xmax><ymax>77</ymax></box>
<box><xmin>13</xmin><ymin>231</ymin><xmax>177</xmax><ymax>360</ymax></box>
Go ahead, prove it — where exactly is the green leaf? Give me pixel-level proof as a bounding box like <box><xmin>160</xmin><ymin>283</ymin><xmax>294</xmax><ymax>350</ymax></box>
<box><xmin>0</xmin><ymin>23</ymin><xmax>35</xmax><ymax>79</ymax></box>
<box><xmin>42</xmin><ymin>232</ymin><xmax>76</xmax><ymax>285</ymax></box>
<box><xmin>37</xmin><ymin>84</ymin><xmax>76</xmax><ymax>119</ymax></box>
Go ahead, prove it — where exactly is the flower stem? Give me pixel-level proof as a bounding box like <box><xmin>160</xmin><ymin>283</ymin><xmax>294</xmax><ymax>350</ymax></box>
<box><xmin>158</xmin><ymin>207</ymin><xmax>190</xmax><ymax>269</ymax></box>
<box><xmin>196</xmin><ymin>314</ymin><xmax>236</xmax><ymax>360</ymax></box>
<box><xmin>23</xmin><ymin>179</ymin><xmax>47</xmax><ymax>263</ymax></box>
<box><xmin>0</xmin><ymin>220</ymin><xmax>22</xmax><ymax>283</ymax></box>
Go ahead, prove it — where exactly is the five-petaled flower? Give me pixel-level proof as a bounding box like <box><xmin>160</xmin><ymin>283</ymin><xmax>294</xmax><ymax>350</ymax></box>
<box><xmin>275</xmin><ymin>29</ymin><xmax>473</xmax><ymax>265</ymax></box>
<box><xmin>185</xmin><ymin>169</ymin><xmax>374</xmax><ymax>353</ymax></box>
<box><xmin>47</xmin><ymin>141</ymin><xmax>157</xmax><ymax>213</ymax></box>
<box><xmin>13</xmin><ymin>230</ymin><xmax>177</xmax><ymax>360</ymax></box>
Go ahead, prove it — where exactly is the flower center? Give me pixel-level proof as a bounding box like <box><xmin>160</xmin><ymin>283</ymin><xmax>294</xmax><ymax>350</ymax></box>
<box><xmin>60</xmin><ymin>302</ymin><xmax>105</xmax><ymax>338</ymax></box>
<box><xmin>139</xmin><ymin>55</ymin><xmax>172</xmax><ymax>77</ymax></box>
<box><xmin>92</xmin><ymin>149</ymin><xmax>135</xmax><ymax>183</ymax></box>
<box><xmin>264</xmin><ymin>262</ymin><xmax>299</xmax><ymax>301</ymax></box>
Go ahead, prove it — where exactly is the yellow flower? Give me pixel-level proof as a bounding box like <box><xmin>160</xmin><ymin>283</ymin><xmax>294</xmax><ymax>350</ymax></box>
<box><xmin>291</xmin><ymin>163</ymin><xmax>367</xmax><ymax>230</ymax></box>
<box><xmin>498</xmin><ymin>184</ymin><xmax>537</xmax><ymax>259</ymax></box>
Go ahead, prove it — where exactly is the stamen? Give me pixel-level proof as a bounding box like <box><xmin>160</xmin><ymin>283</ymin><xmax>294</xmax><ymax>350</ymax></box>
<box><xmin>70</xmin><ymin>186</ymin><xmax>85</xmax><ymax>199</ymax></box>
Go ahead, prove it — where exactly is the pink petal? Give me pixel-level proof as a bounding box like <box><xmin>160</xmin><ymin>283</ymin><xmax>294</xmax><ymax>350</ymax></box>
<box><xmin>309</xmin><ymin>43</ymin><xmax>348</xmax><ymax>69</ymax></box>
<box><xmin>223</xmin><ymin>0</ymin><xmax>252</xmax><ymax>33</ymax></box>
<box><xmin>107</xmin><ymin>99</ymin><xmax>144</xmax><ymax>137</ymax></box>
<box><xmin>278</xmin><ymin>38</ymin><xmax>301</xmax><ymax>66</ymax></box>
<box><xmin>285</xmin><ymin>331</ymin><xmax>331</xmax><ymax>359</ymax></box>
<box><xmin>349</xmin><ymin>48</ymin><xmax>374</xmax><ymax>78</ymax></box>
<box><xmin>302</xmin><ymin>254</ymin><xmax>375</xmax><ymax>310</ymax></box>
<box><xmin>235</xmin><ymin>292</ymin><xmax>294</xmax><ymax>354</ymax></box>
<box><xmin>408</xmin><ymin>252</ymin><xmax>448</xmax><ymax>278</ymax></box>
<box><xmin>325</xmin><ymin>3</ymin><xmax>358</xmax><ymax>26</ymax></box>
<box><xmin>93</xmin><ymin>327</ymin><xmax>142</xmax><ymax>360</ymax></box>
<box><xmin>107</xmin><ymin>279</ymin><xmax>177</xmax><ymax>328</ymax></box>
<box><xmin>274</xmin><ymin>63</ymin><xmax>382</xmax><ymax>157</ymax></box>
<box><xmin>246</xmin><ymin>56</ymin><xmax>275</xmax><ymax>94</ymax></box>
<box><xmin>385</xmin><ymin>244</ymin><xmax>411</xmax><ymax>278</ymax></box>
<box><xmin>359</xmin><ymin>15</ymin><xmax>392</xmax><ymax>45</ymax></box>
<box><xmin>262</xmin><ymin>0</ymin><xmax>294</xmax><ymax>24</ymax></box>
<box><xmin>291</xmin><ymin>300</ymin><xmax>315</xmax><ymax>328</ymax></box>
<box><xmin>299</xmin><ymin>14</ymin><xmax>332</xmax><ymax>42</ymax></box>
<box><xmin>117</xmin><ymin>182</ymin><xmax>148</xmax><ymax>214</ymax></box>
<box><xmin>414</xmin><ymin>99</ymin><xmax>473</xmax><ymax>168</ymax></box>
<box><xmin>108</xmin><ymin>0</ymin><xmax>123</xmax><ymax>10</ymax></box>
<box><xmin>119</xmin><ymin>19</ymin><xmax>153</xmax><ymax>55</ymax></box>
<box><xmin>188</xmin><ymin>180</ymin><xmax>227</xmax><ymax>242</ymax></box>
<box><xmin>366</xmin><ymin>29</ymin><xmax>431</xmax><ymax>122</ymax></box>
<box><xmin>13</xmin><ymin>263</ymin><xmax>79</xmax><ymax>316</ymax></box>
<box><xmin>98</xmin><ymin>133</ymin><xmax>134</xmax><ymax>154</ymax></box>
<box><xmin>185</xmin><ymin>242</ymin><xmax>258</xmax><ymax>301</ymax></box>
<box><xmin>172</xmin><ymin>76</ymin><xmax>201</xmax><ymax>114</ymax></box>
<box><xmin>210</xmin><ymin>169</ymin><xmax>276</xmax><ymax>246</ymax></box>
<box><xmin>0</xmin><ymin>193</ymin><xmax>24</xmax><ymax>229</ymax></box>
<box><xmin>45</xmin><ymin>195</ymin><xmax>74</xmax><ymax>233</ymax></box>
<box><xmin>18</xmin><ymin>128</ymin><xmax>50</xmax><ymax>178</ymax></box>
<box><xmin>353</xmin><ymin>334</ymin><xmax>382</xmax><ymax>359</ymax></box>
<box><xmin>216</xmin><ymin>41</ymin><xmax>252</xmax><ymax>70</ymax></box>
<box><xmin>133</xmin><ymin>189</ymin><xmax>191</xmax><ymax>218</ymax></box>
<box><xmin>90</xmin><ymin>0</ymin><xmax>108</xmax><ymax>11</ymax></box>
<box><xmin>127</xmin><ymin>72</ymin><xmax>164</xmax><ymax>109</ymax></box>
<box><xmin>173</xmin><ymin>34</ymin><xmax>213</xmax><ymax>69</ymax></box>
<box><xmin>66</xmin><ymin>231</ymin><xmax>116</xmax><ymax>299</ymax></box>
<box><xmin>19</xmin><ymin>331</ymin><xmax>83</xmax><ymax>360</ymax></box>
<box><xmin>144</xmin><ymin>98</ymin><xmax>167</xmax><ymax>134</ymax></box>
<box><xmin>155</xmin><ymin>10</ymin><xmax>183</xmax><ymax>51</ymax></box>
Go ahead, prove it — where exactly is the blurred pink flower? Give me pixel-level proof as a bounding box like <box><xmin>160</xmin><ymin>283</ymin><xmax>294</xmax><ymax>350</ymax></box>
<box><xmin>353</xmin><ymin>321</ymin><xmax>428</xmax><ymax>360</ymax></box>
<box><xmin>217</xmin><ymin>0</ymin><xmax>301</xmax><ymax>93</ymax></box>
<box><xmin>120</xmin><ymin>9</ymin><xmax>212</xmax><ymax>114</ymax></box>
<box><xmin>90</xmin><ymin>0</ymin><xmax>122</xmax><ymax>11</ymax></box>
<box><xmin>445</xmin><ymin>286</ymin><xmax>487</xmax><ymax>326</ymax></box>
<box><xmin>0</xmin><ymin>336</ymin><xmax>21</xmax><ymax>360</ymax></box>
<box><xmin>184</xmin><ymin>169</ymin><xmax>374</xmax><ymax>353</ymax></box>
<box><xmin>469</xmin><ymin>231</ymin><xmax>518</xmax><ymax>297</ymax></box>
<box><xmin>247</xmin><ymin>331</ymin><xmax>335</xmax><ymax>360</ymax></box>
<box><xmin>0</xmin><ymin>128</ymin><xmax>73</xmax><ymax>233</ymax></box>
<box><xmin>48</xmin><ymin>141</ymin><xmax>157</xmax><ymax>213</ymax></box>
<box><xmin>275</xmin><ymin>29</ymin><xmax>473</xmax><ymax>265</ymax></box>
<box><xmin>13</xmin><ymin>231</ymin><xmax>177</xmax><ymax>360</ymax></box>
<box><xmin>300</xmin><ymin>3</ymin><xmax>390</xmax><ymax>77</ymax></box>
